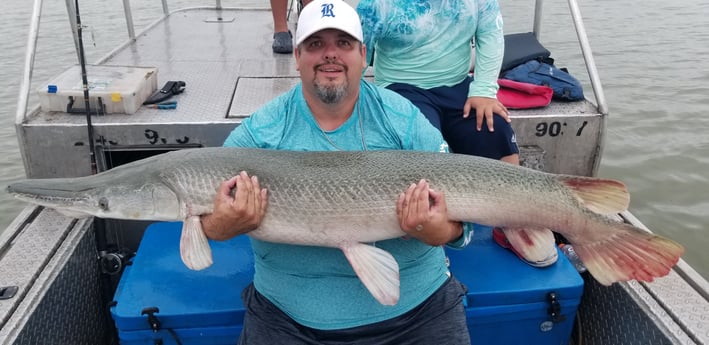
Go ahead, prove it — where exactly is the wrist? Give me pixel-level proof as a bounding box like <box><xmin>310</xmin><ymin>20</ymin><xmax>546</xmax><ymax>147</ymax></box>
<box><xmin>200</xmin><ymin>214</ymin><xmax>213</xmax><ymax>238</ymax></box>
<box><xmin>200</xmin><ymin>214</ymin><xmax>225</xmax><ymax>241</ymax></box>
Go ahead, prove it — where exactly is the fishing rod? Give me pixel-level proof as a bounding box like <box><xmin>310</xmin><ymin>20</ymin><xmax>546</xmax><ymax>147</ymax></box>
<box><xmin>74</xmin><ymin>1</ymin><xmax>121</xmax><ymax>342</ymax></box>
<box><xmin>74</xmin><ymin>0</ymin><xmax>98</xmax><ymax>175</ymax></box>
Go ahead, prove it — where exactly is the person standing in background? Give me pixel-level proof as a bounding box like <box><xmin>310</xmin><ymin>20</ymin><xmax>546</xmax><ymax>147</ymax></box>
<box><xmin>270</xmin><ymin>0</ymin><xmax>312</xmax><ymax>53</ymax></box>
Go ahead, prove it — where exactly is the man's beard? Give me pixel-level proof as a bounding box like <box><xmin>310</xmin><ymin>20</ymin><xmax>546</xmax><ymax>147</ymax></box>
<box><xmin>314</xmin><ymin>79</ymin><xmax>348</xmax><ymax>104</ymax></box>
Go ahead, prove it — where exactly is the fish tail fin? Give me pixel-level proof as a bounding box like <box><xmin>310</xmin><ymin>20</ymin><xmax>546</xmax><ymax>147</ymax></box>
<box><xmin>341</xmin><ymin>243</ymin><xmax>400</xmax><ymax>306</ymax></box>
<box><xmin>179</xmin><ymin>216</ymin><xmax>214</xmax><ymax>270</ymax></box>
<box><xmin>557</xmin><ymin>176</ymin><xmax>630</xmax><ymax>214</ymax></box>
<box><xmin>572</xmin><ymin>221</ymin><xmax>684</xmax><ymax>285</ymax></box>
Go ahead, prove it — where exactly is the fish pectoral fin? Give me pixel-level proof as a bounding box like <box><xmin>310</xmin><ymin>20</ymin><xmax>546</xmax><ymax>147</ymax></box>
<box><xmin>341</xmin><ymin>243</ymin><xmax>400</xmax><ymax>306</ymax></box>
<box><xmin>179</xmin><ymin>216</ymin><xmax>214</xmax><ymax>270</ymax></box>
<box><xmin>573</xmin><ymin>222</ymin><xmax>684</xmax><ymax>285</ymax></box>
<box><xmin>558</xmin><ymin>176</ymin><xmax>630</xmax><ymax>214</ymax></box>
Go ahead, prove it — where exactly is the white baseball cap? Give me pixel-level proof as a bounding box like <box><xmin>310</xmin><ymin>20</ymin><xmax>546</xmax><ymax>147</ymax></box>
<box><xmin>295</xmin><ymin>0</ymin><xmax>364</xmax><ymax>46</ymax></box>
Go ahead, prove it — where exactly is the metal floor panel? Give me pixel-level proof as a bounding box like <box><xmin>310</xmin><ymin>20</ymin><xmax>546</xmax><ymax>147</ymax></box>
<box><xmin>0</xmin><ymin>208</ymin><xmax>106</xmax><ymax>345</ymax></box>
<box><xmin>633</xmin><ymin>276</ymin><xmax>708</xmax><ymax>344</ymax></box>
<box><xmin>578</xmin><ymin>276</ymin><xmax>707</xmax><ymax>345</ymax></box>
<box><xmin>230</xmin><ymin>77</ymin><xmax>300</xmax><ymax>117</ymax></box>
<box><xmin>578</xmin><ymin>277</ymin><xmax>681</xmax><ymax>345</ymax></box>
<box><xmin>0</xmin><ymin>208</ymin><xmax>76</xmax><ymax>324</ymax></box>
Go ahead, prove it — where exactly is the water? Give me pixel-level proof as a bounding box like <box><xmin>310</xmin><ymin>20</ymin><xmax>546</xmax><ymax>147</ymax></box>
<box><xmin>1</xmin><ymin>0</ymin><xmax>707</xmax><ymax>279</ymax></box>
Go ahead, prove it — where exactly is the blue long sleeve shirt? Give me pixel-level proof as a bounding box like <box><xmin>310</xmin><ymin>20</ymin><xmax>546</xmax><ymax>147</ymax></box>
<box><xmin>357</xmin><ymin>0</ymin><xmax>505</xmax><ymax>98</ymax></box>
<box><xmin>222</xmin><ymin>80</ymin><xmax>473</xmax><ymax>330</ymax></box>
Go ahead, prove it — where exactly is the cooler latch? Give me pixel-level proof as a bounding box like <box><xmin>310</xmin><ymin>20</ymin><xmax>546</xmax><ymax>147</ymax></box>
<box><xmin>142</xmin><ymin>307</ymin><xmax>161</xmax><ymax>332</ymax></box>
<box><xmin>141</xmin><ymin>306</ymin><xmax>184</xmax><ymax>345</ymax></box>
<box><xmin>547</xmin><ymin>292</ymin><xmax>566</xmax><ymax>323</ymax></box>
<box><xmin>141</xmin><ymin>307</ymin><xmax>164</xmax><ymax>345</ymax></box>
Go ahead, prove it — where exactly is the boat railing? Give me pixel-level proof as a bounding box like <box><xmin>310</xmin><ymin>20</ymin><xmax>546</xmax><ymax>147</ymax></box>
<box><xmin>565</xmin><ymin>0</ymin><xmax>608</xmax><ymax>115</ymax></box>
<box><xmin>530</xmin><ymin>0</ymin><xmax>608</xmax><ymax>116</ymax></box>
<box><xmin>15</xmin><ymin>0</ymin><xmax>42</xmax><ymax>125</ymax></box>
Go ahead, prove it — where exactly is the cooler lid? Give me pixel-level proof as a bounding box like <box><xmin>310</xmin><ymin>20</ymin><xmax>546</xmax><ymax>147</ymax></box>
<box><xmin>446</xmin><ymin>226</ymin><xmax>584</xmax><ymax>308</ymax></box>
<box><xmin>111</xmin><ymin>221</ymin><xmax>254</xmax><ymax>331</ymax></box>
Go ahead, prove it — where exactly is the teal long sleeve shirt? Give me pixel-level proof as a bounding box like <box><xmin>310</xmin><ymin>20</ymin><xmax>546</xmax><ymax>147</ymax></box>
<box><xmin>357</xmin><ymin>0</ymin><xmax>505</xmax><ymax>98</ymax></box>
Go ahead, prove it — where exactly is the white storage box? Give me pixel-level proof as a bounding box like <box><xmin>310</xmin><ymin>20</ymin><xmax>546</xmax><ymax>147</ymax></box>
<box><xmin>37</xmin><ymin>65</ymin><xmax>158</xmax><ymax>115</ymax></box>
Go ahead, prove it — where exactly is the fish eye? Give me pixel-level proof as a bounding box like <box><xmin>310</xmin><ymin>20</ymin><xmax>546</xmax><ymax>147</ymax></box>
<box><xmin>98</xmin><ymin>197</ymin><xmax>109</xmax><ymax>211</ymax></box>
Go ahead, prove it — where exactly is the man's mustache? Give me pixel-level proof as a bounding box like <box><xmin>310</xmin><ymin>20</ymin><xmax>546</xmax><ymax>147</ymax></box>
<box><xmin>315</xmin><ymin>62</ymin><xmax>348</xmax><ymax>72</ymax></box>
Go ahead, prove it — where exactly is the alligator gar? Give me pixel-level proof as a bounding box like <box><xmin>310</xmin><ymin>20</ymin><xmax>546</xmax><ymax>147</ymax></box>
<box><xmin>6</xmin><ymin>147</ymin><xmax>684</xmax><ymax>305</ymax></box>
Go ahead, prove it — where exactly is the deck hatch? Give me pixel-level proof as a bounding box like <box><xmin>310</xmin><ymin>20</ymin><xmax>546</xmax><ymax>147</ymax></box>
<box><xmin>228</xmin><ymin>77</ymin><xmax>301</xmax><ymax>118</ymax></box>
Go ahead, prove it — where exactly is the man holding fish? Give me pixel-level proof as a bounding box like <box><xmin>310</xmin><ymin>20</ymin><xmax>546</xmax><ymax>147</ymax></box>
<box><xmin>201</xmin><ymin>0</ymin><xmax>475</xmax><ymax>343</ymax></box>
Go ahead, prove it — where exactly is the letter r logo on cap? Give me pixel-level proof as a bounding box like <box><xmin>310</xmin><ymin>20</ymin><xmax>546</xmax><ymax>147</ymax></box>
<box><xmin>321</xmin><ymin>3</ymin><xmax>335</xmax><ymax>18</ymax></box>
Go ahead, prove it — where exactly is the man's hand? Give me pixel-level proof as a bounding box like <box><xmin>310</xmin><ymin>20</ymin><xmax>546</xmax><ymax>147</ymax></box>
<box><xmin>396</xmin><ymin>179</ymin><xmax>463</xmax><ymax>246</ymax></box>
<box><xmin>463</xmin><ymin>96</ymin><xmax>510</xmax><ymax>131</ymax></box>
<box><xmin>201</xmin><ymin>171</ymin><xmax>268</xmax><ymax>240</ymax></box>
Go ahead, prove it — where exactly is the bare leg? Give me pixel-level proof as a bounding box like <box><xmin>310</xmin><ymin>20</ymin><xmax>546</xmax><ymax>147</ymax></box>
<box><xmin>270</xmin><ymin>0</ymin><xmax>289</xmax><ymax>34</ymax></box>
<box><xmin>270</xmin><ymin>0</ymin><xmax>292</xmax><ymax>53</ymax></box>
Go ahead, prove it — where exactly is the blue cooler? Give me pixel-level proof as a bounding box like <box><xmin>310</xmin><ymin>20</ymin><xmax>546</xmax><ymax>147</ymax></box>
<box><xmin>112</xmin><ymin>222</ymin><xmax>582</xmax><ymax>344</ymax></box>
<box><xmin>446</xmin><ymin>226</ymin><xmax>584</xmax><ymax>345</ymax></box>
<box><xmin>110</xmin><ymin>221</ymin><xmax>253</xmax><ymax>344</ymax></box>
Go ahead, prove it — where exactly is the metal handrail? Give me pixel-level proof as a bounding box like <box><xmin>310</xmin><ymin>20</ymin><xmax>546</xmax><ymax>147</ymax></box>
<box><xmin>567</xmin><ymin>0</ymin><xmax>608</xmax><ymax>115</ymax></box>
<box><xmin>14</xmin><ymin>0</ymin><xmax>44</xmax><ymax>125</ymax></box>
<box><xmin>122</xmin><ymin>0</ymin><xmax>136</xmax><ymax>40</ymax></box>
<box><xmin>532</xmin><ymin>0</ymin><xmax>544</xmax><ymax>39</ymax></box>
<box><xmin>530</xmin><ymin>0</ymin><xmax>608</xmax><ymax>116</ymax></box>
<box><xmin>64</xmin><ymin>0</ymin><xmax>80</xmax><ymax>64</ymax></box>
